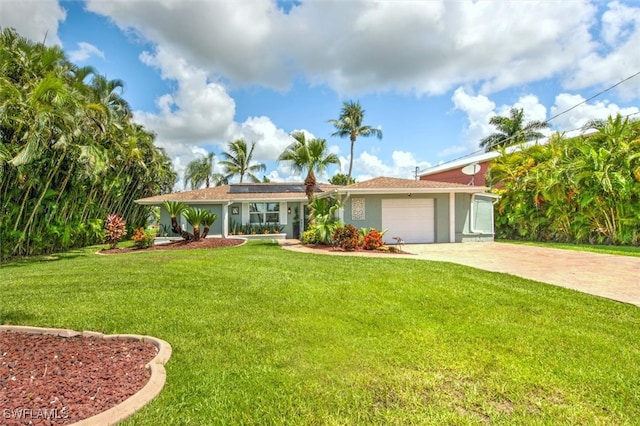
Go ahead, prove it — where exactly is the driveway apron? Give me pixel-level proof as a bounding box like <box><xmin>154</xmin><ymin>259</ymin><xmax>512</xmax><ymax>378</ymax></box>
<box><xmin>404</xmin><ymin>242</ymin><xmax>640</xmax><ymax>307</ymax></box>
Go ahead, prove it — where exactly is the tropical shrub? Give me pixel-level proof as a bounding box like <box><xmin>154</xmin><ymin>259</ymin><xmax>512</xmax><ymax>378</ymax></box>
<box><xmin>161</xmin><ymin>201</ymin><xmax>218</xmax><ymax>241</ymax></box>
<box><xmin>361</xmin><ymin>228</ymin><xmax>385</xmax><ymax>250</ymax></box>
<box><xmin>333</xmin><ymin>224</ymin><xmax>359</xmax><ymax>251</ymax></box>
<box><xmin>300</xmin><ymin>227</ymin><xmax>319</xmax><ymax>245</ymax></box>
<box><xmin>0</xmin><ymin>28</ymin><xmax>176</xmax><ymax>260</ymax></box>
<box><xmin>489</xmin><ymin>114</ymin><xmax>640</xmax><ymax>245</ymax></box>
<box><xmin>132</xmin><ymin>227</ymin><xmax>156</xmax><ymax>249</ymax></box>
<box><xmin>104</xmin><ymin>214</ymin><xmax>127</xmax><ymax>249</ymax></box>
<box><xmin>307</xmin><ymin>197</ymin><xmax>342</xmax><ymax>244</ymax></box>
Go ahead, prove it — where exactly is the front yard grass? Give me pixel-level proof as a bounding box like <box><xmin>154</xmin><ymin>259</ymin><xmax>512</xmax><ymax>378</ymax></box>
<box><xmin>2</xmin><ymin>240</ymin><xmax>639</xmax><ymax>424</ymax></box>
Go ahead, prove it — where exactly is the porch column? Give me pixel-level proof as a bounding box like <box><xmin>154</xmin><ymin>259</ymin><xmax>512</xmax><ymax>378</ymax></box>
<box><xmin>449</xmin><ymin>193</ymin><xmax>456</xmax><ymax>243</ymax></box>
<box><xmin>222</xmin><ymin>204</ymin><xmax>229</xmax><ymax>237</ymax></box>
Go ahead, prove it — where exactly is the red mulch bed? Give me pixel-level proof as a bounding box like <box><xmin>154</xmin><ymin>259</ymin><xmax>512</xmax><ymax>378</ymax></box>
<box><xmin>303</xmin><ymin>243</ymin><xmax>411</xmax><ymax>255</ymax></box>
<box><xmin>100</xmin><ymin>237</ymin><xmax>245</xmax><ymax>254</ymax></box>
<box><xmin>0</xmin><ymin>332</ymin><xmax>157</xmax><ymax>425</ymax></box>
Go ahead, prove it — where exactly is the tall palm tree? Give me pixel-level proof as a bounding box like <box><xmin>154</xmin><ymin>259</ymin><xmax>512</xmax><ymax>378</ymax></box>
<box><xmin>184</xmin><ymin>152</ymin><xmax>216</xmax><ymax>189</ymax></box>
<box><xmin>328</xmin><ymin>101</ymin><xmax>382</xmax><ymax>184</ymax></box>
<box><xmin>279</xmin><ymin>132</ymin><xmax>340</xmax><ymax>200</ymax></box>
<box><xmin>219</xmin><ymin>139</ymin><xmax>265</xmax><ymax>183</ymax></box>
<box><xmin>480</xmin><ymin>107</ymin><xmax>549</xmax><ymax>152</ymax></box>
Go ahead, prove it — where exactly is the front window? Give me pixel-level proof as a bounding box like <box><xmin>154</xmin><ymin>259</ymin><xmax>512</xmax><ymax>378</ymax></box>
<box><xmin>249</xmin><ymin>202</ymin><xmax>279</xmax><ymax>224</ymax></box>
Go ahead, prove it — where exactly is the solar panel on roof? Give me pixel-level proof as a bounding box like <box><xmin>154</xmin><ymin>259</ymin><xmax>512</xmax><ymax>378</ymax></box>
<box><xmin>228</xmin><ymin>184</ymin><xmax>322</xmax><ymax>194</ymax></box>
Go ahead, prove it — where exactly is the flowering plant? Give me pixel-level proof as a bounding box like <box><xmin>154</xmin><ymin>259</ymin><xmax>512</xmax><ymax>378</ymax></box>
<box><xmin>104</xmin><ymin>214</ymin><xmax>127</xmax><ymax>249</ymax></box>
<box><xmin>132</xmin><ymin>227</ymin><xmax>155</xmax><ymax>249</ymax></box>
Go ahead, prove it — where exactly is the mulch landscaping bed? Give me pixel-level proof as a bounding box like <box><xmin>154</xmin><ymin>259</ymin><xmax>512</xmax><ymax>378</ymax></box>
<box><xmin>100</xmin><ymin>237</ymin><xmax>245</xmax><ymax>254</ymax></box>
<box><xmin>303</xmin><ymin>244</ymin><xmax>411</xmax><ymax>255</ymax></box>
<box><xmin>0</xmin><ymin>332</ymin><xmax>157</xmax><ymax>425</ymax></box>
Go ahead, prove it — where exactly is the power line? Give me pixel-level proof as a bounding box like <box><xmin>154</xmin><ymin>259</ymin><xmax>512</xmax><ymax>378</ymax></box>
<box><xmin>546</xmin><ymin>70</ymin><xmax>640</xmax><ymax>124</ymax></box>
<box><xmin>420</xmin><ymin>70</ymin><xmax>640</xmax><ymax>174</ymax></box>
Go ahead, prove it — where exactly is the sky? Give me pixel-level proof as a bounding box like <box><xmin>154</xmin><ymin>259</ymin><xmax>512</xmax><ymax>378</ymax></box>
<box><xmin>2</xmin><ymin>0</ymin><xmax>640</xmax><ymax>189</ymax></box>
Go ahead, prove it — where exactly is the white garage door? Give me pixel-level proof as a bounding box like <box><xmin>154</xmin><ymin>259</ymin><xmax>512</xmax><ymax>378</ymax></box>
<box><xmin>381</xmin><ymin>198</ymin><xmax>435</xmax><ymax>244</ymax></box>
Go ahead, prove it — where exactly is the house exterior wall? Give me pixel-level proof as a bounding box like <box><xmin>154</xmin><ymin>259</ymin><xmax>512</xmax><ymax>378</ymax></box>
<box><xmin>420</xmin><ymin>161</ymin><xmax>491</xmax><ymax>186</ymax></box>
<box><xmin>341</xmin><ymin>193</ymin><xmax>452</xmax><ymax>243</ymax></box>
<box><xmin>154</xmin><ymin>194</ymin><xmax>493</xmax><ymax>243</ymax></box>
<box><xmin>159</xmin><ymin>204</ymin><xmax>224</xmax><ymax>237</ymax></box>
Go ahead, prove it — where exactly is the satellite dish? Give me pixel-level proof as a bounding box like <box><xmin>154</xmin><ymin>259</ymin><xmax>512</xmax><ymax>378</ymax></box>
<box><xmin>461</xmin><ymin>163</ymin><xmax>481</xmax><ymax>185</ymax></box>
<box><xmin>461</xmin><ymin>163</ymin><xmax>481</xmax><ymax>176</ymax></box>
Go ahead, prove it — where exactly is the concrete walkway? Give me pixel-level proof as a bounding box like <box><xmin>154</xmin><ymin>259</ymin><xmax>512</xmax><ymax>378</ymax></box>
<box><xmin>280</xmin><ymin>241</ymin><xmax>640</xmax><ymax>307</ymax></box>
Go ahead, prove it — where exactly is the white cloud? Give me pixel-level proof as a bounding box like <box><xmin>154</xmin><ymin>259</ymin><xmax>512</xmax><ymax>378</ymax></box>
<box><xmin>84</xmin><ymin>0</ymin><xmax>616</xmax><ymax>97</ymax></box>
<box><xmin>452</xmin><ymin>87</ymin><xmax>553</xmax><ymax>153</ymax></box>
<box><xmin>567</xmin><ymin>1</ymin><xmax>640</xmax><ymax>100</ymax></box>
<box><xmin>67</xmin><ymin>42</ymin><xmax>105</xmax><ymax>62</ymax></box>
<box><xmin>351</xmin><ymin>150</ymin><xmax>431</xmax><ymax>182</ymax></box>
<box><xmin>228</xmin><ymin>116</ymin><xmax>296</xmax><ymax>162</ymax></box>
<box><xmin>549</xmin><ymin>93</ymin><xmax>640</xmax><ymax>135</ymax></box>
<box><xmin>133</xmin><ymin>47</ymin><xmax>236</xmax><ymax>145</ymax></box>
<box><xmin>0</xmin><ymin>0</ymin><xmax>65</xmax><ymax>46</ymax></box>
<box><xmin>451</xmin><ymin>87</ymin><xmax>496</xmax><ymax>152</ymax></box>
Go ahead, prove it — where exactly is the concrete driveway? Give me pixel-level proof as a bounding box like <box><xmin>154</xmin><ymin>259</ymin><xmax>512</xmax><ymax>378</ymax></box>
<box><xmin>403</xmin><ymin>242</ymin><xmax>640</xmax><ymax>307</ymax></box>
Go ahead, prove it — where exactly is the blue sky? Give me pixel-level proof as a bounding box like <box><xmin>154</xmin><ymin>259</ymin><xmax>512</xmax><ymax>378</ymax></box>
<box><xmin>2</xmin><ymin>0</ymin><xmax>640</xmax><ymax>189</ymax></box>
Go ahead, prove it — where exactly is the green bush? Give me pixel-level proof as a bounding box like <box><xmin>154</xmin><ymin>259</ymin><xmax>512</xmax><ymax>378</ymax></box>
<box><xmin>132</xmin><ymin>227</ymin><xmax>156</xmax><ymax>249</ymax></box>
<box><xmin>333</xmin><ymin>224</ymin><xmax>359</xmax><ymax>251</ymax></box>
<box><xmin>300</xmin><ymin>228</ymin><xmax>319</xmax><ymax>245</ymax></box>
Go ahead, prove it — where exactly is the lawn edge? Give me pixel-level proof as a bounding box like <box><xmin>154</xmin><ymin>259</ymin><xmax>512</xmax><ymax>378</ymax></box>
<box><xmin>0</xmin><ymin>325</ymin><xmax>172</xmax><ymax>426</ymax></box>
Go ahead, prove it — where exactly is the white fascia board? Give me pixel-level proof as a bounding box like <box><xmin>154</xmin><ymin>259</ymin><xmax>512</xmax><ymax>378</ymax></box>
<box><xmin>136</xmin><ymin>197</ymin><xmax>310</xmax><ymax>205</ymax></box>
<box><xmin>135</xmin><ymin>199</ymin><xmax>231</xmax><ymax>206</ymax></box>
<box><xmin>330</xmin><ymin>187</ymin><xmax>490</xmax><ymax>195</ymax></box>
<box><xmin>419</xmin><ymin>151</ymin><xmax>499</xmax><ymax>176</ymax></box>
<box><xmin>473</xmin><ymin>192</ymin><xmax>501</xmax><ymax>199</ymax></box>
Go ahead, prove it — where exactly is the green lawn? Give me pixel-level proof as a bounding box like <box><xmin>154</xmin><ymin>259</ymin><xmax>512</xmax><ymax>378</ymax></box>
<box><xmin>2</xmin><ymin>240</ymin><xmax>639</xmax><ymax>425</ymax></box>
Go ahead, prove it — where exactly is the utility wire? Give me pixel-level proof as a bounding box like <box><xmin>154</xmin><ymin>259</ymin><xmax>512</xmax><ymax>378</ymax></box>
<box><xmin>421</xmin><ymin>70</ymin><xmax>640</xmax><ymax>174</ymax></box>
<box><xmin>546</xmin><ymin>70</ymin><xmax>640</xmax><ymax>124</ymax></box>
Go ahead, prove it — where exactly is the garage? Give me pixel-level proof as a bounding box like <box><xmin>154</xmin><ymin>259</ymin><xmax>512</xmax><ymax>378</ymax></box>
<box><xmin>381</xmin><ymin>198</ymin><xmax>435</xmax><ymax>244</ymax></box>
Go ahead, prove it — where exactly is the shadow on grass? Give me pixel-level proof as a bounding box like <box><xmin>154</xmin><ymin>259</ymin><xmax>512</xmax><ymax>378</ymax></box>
<box><xmin>0</xmin><ymin>309</ymin><xmax>36</xmax><ymax>324</ymax></box>
<box><xmin>0</xmin><ymin>250</ymin><xmax>90</xmax><ymax>268</ymax></box>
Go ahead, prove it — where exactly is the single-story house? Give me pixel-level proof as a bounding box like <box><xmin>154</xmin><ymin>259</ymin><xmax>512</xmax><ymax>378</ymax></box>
<box><xmin>135</xmin><ymin>176</ymin><xmax>498</xmax><ymax>243</ymax></box>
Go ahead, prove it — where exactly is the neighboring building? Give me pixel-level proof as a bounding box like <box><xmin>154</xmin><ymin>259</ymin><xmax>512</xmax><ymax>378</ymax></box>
<box><xmin>135</xmin><ymin>177</ymin><xmax>498</xmax><ymax>244</ymax></box>
<box><xmin>418</xmin><ymin>151</ymin><xmax>499</xmax><ymax>186</ymax></box>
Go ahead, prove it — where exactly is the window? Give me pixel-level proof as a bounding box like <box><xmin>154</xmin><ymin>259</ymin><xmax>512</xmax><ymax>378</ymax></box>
<box><xmin>249</xmin><ymin>202</ymin><xmax>279</xmax><ymax>224</ymax></box>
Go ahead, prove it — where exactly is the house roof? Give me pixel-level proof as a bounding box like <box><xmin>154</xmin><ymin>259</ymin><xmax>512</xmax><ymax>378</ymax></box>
<box><xmin>136</xmin><ymin>177</ymin><xmax>489</xmax><ymax>205</ymax></box>
<box><xmin>322</xmin><ymin>176</ymin><xmax>489</xmax><ymax>196</ymax></box>
<box><xmin>135</xmin><ymin>183</ymin><xmax>339</xmax><ymax>205</ymax></box>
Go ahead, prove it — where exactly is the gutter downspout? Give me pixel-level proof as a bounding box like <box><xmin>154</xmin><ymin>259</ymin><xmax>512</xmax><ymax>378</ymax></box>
<box><xmin>337</xmin><ymin>191</ymin><xmax>351</xmax><ymax>223</ymax></box>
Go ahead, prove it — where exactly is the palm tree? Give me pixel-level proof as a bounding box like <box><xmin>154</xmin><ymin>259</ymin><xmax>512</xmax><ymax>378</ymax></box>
<box><xmin>328</xmin><ymin>101</ymin><xmax>382</xmax><ymax>183</ymax></box>
<box><xmin>184</xmin><ymin>152</ymin><xmax>216</xmax><ymax>189</ymax></box>
<box><xmin>480</xmin><ymin>107</ymin><xmax>549</xmax><ymax>152</ymax></box>
<box><xmin>219</xmin><ymin>139</ymin><xmax>265</xmax><ymax>183</ymax></box>
<box><xmin>278</xmin><ymin>132</ymin><xmax>340</xmax><ymax>200</ymax></box>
